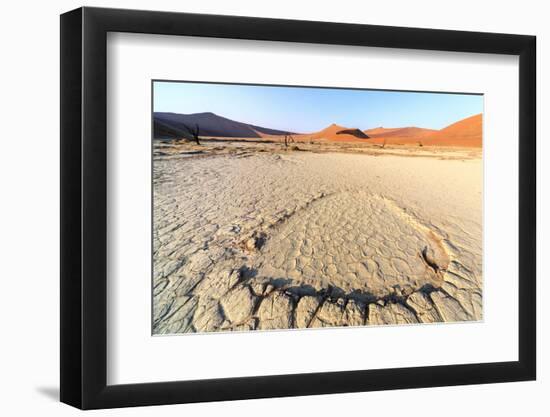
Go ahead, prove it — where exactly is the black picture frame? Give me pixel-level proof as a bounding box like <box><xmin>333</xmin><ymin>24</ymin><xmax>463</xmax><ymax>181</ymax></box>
<box><xmin>60</xmin><ymin>6</ymin><xmax>536</xmax><ymax>410</ymax></box>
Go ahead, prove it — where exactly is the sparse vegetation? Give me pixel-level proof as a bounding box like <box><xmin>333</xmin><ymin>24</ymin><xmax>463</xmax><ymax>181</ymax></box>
<box><xmin>283</xmin><ymin>133</ymin><xmax>295</xmax><ymax>149</ymax></box>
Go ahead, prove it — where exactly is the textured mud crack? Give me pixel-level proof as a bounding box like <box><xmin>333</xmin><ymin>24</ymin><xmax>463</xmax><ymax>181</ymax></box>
<box><xmin>252</xmin><ymin>191</ymin><xmax>450</xmax><ymax>299</ymax></box>
<box><xmin>152</xmin><ymin>145</ymin><xmax>482</xmax><ymax>334</ymax></box>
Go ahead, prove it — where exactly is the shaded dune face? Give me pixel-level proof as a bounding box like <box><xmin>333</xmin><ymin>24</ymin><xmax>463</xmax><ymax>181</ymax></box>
<box><xmin>298</xmin><ymin>124</ymin><xmax>371</xmax><ymax>142</ymax></box>
<box><xmin>153</xmin><ymin>111</ymin><xmax>298</xmax><ymax>139</ymax></box>
<box><xmin>336</xmin><ymin>128</ymin><xmax>370</xmax><ymax>139</ymax></box>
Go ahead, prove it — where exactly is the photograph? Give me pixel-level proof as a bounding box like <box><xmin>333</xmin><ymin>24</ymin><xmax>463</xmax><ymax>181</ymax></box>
<box><xmin>152</xmin><ymin>81</ymin><xmax>483</xmax><ymax>334</ymax></box>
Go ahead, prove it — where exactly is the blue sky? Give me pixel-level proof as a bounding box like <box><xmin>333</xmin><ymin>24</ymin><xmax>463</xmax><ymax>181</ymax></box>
<box><xmin>153</xmin><ymin>81</ymin><xmax>483</xmax><ymax>132</ymax></box>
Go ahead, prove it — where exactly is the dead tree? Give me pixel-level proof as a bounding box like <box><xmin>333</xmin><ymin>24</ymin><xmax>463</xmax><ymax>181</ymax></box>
<box><xmin>283</xmin><ymin>132</ymin><xmax>295</xmax><ymax>148</ymax></box>
<box><xmin>381</xmin><ymin>138</ymin><xmax>387</xmax><ymax>149</ymax></box>
<box><xmin>182</xmin><ymin>123</ymin><xmax>201</xmax><ymax>145</ymax></box>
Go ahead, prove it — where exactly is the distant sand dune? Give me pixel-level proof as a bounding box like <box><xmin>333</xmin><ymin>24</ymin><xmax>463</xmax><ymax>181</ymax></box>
<box><xmin>154</xmin><ymin>112</ymin><xmax>483</xmax><ymax>148</ymax></box>
<box><xmin>294</xmin><ymin>123</ymin><xmax>371</xmax><ymax>142</ymax></box>
<box><xmin>420</xmin><ymin>114</ymin><xmax>482</xmax><ymax>147</ymax></box>
<box><xmin>290</xmin><ymin>114</ymin><xmax>482</xmax><ymax>147</ymax></box>
<box><xmin>364</xmin><ymin>126</ymin><xmax>436</xmax><ymax>139</ymax></box>
<box><xmin>363</xmin><ymin>114</ymin><xmax>482</xmax><ymax>147</ymax></box>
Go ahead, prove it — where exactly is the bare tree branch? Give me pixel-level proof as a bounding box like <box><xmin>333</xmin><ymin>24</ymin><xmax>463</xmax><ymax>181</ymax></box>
<box><xmin>283</xmin><ymin>132</ymin><xmax>295</xmax><ymax>148</ymax></box>
<box><xmin>181</xmin><ymin>122</ymin><xmax>201</xmax><ymax>145</ymax></box>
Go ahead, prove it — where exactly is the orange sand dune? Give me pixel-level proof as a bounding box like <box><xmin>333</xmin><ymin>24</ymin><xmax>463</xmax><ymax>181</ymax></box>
<box><xmin>420</xmin><ymin>114</ymin><xmax>482</xmax><ymax>147</ymax></box>
<box><xmin>364</xmin><ymin>114</ymin><xmax>482</xmax><ymax>147</ymax></box>
<box><xmin>364</xmin><ymin>127</ymin><xmax>436</xmax><ymax>146</ymax></box>
<box><xmin>253</xmin><ymin>114</ymin><xmax>482</xmax><ymax>147</ymax></box>
<box><xmin>295</xmin><ymin>123</ymin><xmax>371</xmax><ymax>142</ymax></box>
<box><xmin>365</xmin><ymin>126</ymin><xmax>436</xmax><ymax>139</ymax></box>
<box><xmin>363</xmin><ymin>127</ymin><xmax>403</xmax><ymax>136</ymax></box>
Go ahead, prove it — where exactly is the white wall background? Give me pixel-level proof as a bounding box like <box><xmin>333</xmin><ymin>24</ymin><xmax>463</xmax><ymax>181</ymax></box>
<box><xmin>0</xmin><ymin>0</ymin><xmax>545</xmax><ymax>415</ymax></box>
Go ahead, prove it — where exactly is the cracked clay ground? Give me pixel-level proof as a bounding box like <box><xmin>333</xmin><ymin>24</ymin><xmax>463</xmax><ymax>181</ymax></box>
<box><xmin>153</xmin><ymin>142</ymin><xmax>482</xmax><ymax>334</ymax></box>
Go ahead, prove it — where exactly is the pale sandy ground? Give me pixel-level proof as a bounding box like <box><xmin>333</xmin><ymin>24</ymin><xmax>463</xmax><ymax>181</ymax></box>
<box><xmin>153</xmin><ymin>141</ymin><xmax>482</xmax><ymax>334</ymax></box>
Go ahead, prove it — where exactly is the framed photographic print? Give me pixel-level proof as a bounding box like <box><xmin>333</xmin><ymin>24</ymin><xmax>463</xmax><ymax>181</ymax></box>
<box><xmin>60</xmin><ymin>6</ymin><xmax>536</xmax><ymax>409</ymax></box>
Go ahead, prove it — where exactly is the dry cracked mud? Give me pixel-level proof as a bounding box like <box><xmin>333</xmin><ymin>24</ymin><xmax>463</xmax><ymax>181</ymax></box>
<box><xmin>153</xmin><ymin>142</ymin><xmax>482</xmax><ymax>334</ymax></box>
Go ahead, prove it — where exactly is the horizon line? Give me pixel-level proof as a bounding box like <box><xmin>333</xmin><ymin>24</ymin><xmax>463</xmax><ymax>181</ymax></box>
<box><xmin>153</xmin><ymin>110</ymin><xmax>483</xmax><ymax>133</ymax></box>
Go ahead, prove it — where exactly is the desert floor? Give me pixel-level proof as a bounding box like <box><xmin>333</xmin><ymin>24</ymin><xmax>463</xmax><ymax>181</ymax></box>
<box><xmin>153</xmin><ymin>140</ymin><xmax>482</xmax><ymax>334</ymax></box>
